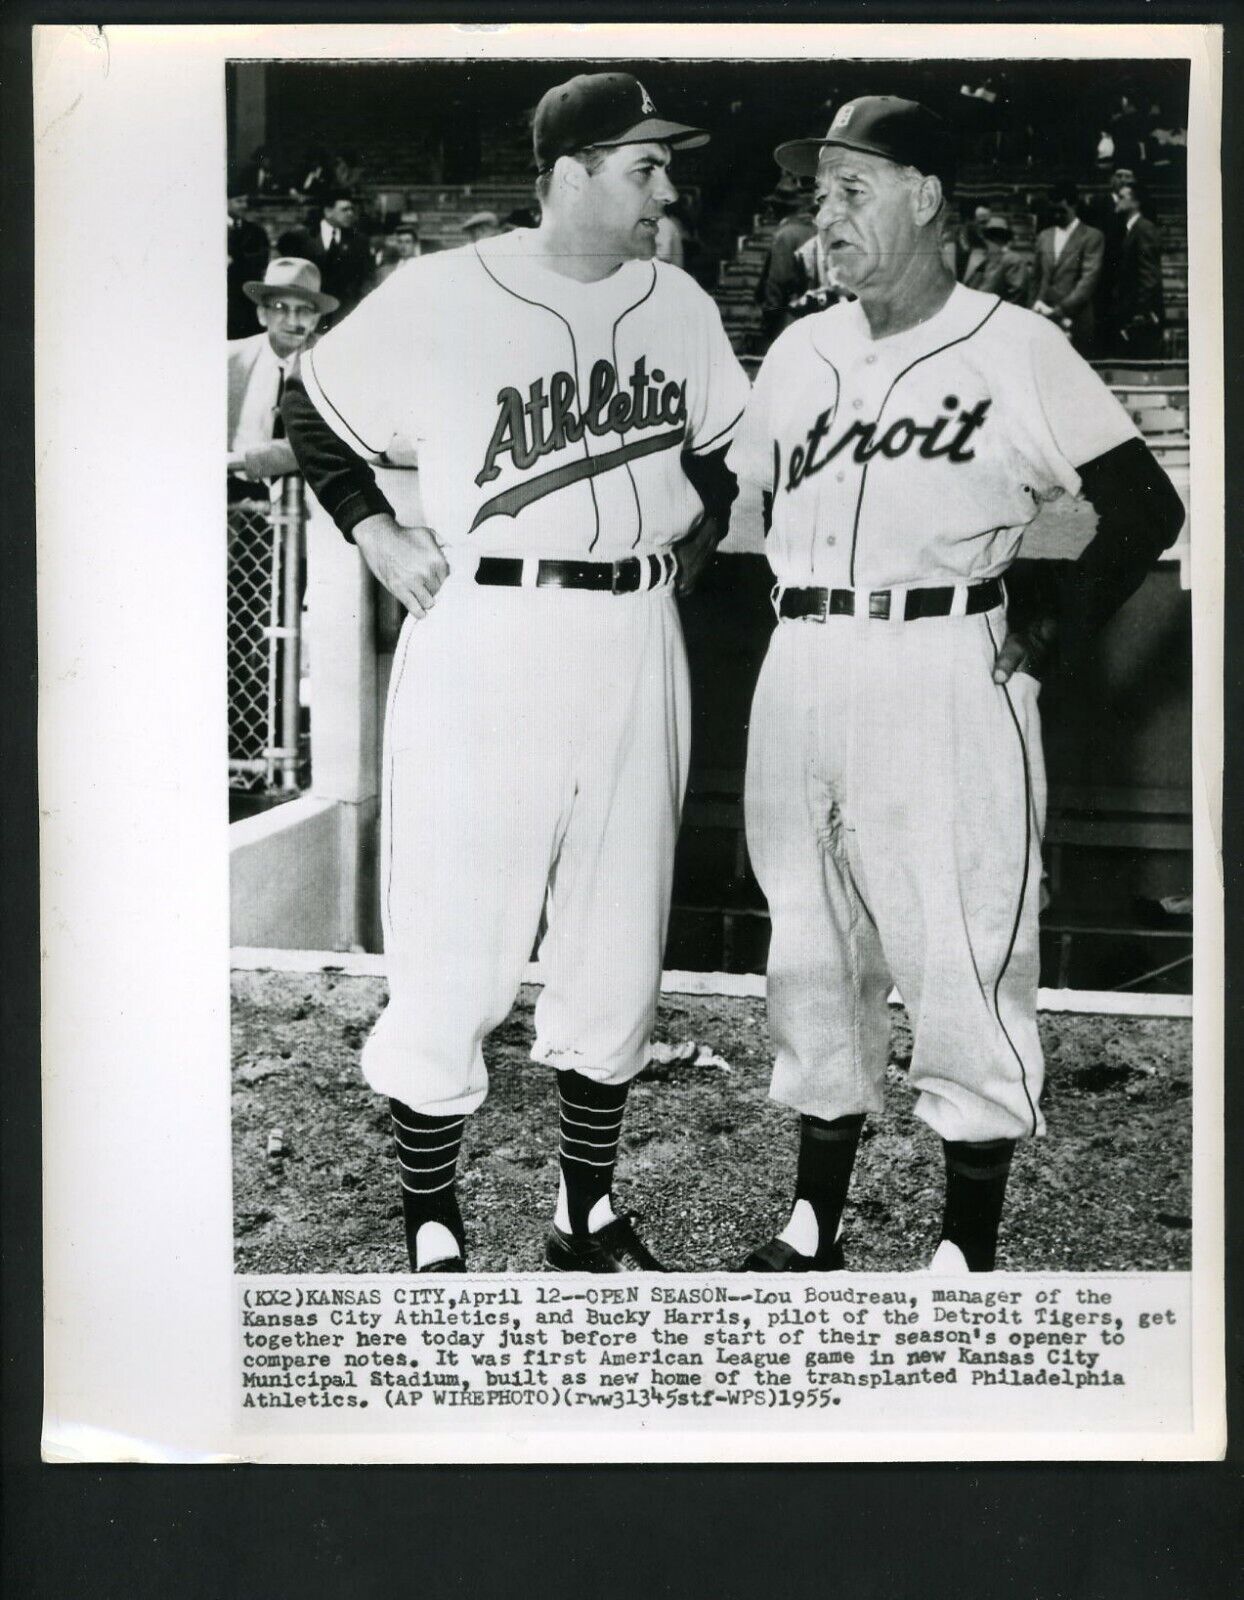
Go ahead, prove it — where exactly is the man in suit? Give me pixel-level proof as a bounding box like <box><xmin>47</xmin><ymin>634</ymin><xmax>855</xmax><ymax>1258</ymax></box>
<box><xmin>227</xmin><ymin>258</ymin><xmax>337</xmax><ymax>501</ymax></box>
<box><xmin>279</xmin><ymin>191</ymin><xmax>373</xmax><ymax>323</ymax></box>
<box><xmin>755</xmin><ymin>176</ymin><xmax>817</xmax><ymax>343</ymax></box>
<box><xmin>965</xmin><ymin>214</ymin><xmax>1030</xmax><ymax>305</ymax></box>
<box><xmin>1031</xmin><ymin>182</ymin><xmax>1105</xmax><ymax>355</ymax></box>
<box><xmin>227</xmin><ymin>184</ymin><xmax>271</xmax><ymax>338</ymax></box>
<box><xmin>1108</xmin><ymin>181</ymin><xmax>1165</xmax><ymax>359</ymax></box>
<box><xmin>373</xmin><ymin>218</ymin><xmax>440</xmax><ymax>285</ymax></box>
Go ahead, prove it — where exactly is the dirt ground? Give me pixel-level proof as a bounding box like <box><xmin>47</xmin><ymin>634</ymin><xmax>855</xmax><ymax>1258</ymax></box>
<box><xmin>232</xmin><ymin>971</ymin><xmax>1192</xmax><ymax>1275</ymax></box>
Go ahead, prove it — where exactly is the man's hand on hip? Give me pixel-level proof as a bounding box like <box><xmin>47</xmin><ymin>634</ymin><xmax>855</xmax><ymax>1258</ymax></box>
<box><xmin>673</xmin><ymin>511</ymin><xmax>724</xmax><ymax>596</ymax></box>
<box><xmin>353</xmin><ymin>514</ymin><xmax>449</xmax><ymax>620</ymax></box>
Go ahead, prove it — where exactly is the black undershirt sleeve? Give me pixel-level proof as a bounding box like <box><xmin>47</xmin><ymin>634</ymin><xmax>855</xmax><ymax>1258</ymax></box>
<box><xmin>281</xmin><ymin>375</ymin><xmax>395</xmax><ymax>542</ymax></box>
<box><xmin>1067</xmin><ymin>435</ymin><xmax>1186</xmax><ymax>627</ymax></box>
<box><xmin>1005</xmin><ymin>436</ymin><xmax>1185</xmax><ymax>670</ymax></box>
<box><xmin>680</xmin><ymin>443</ymin><xmax>740</xmax><ymax>535</ymax></box>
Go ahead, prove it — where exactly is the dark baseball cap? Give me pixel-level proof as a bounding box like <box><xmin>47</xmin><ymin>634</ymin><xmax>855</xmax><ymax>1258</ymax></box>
<box><xmin>775</xmin><ymin>95</ymin><xmax>955</xmax><ymax>185</ymax></box>
<box><xmin>533</xmin><ymin>72</ymin><xmax>709</xmax><ymax>172</ymax></box>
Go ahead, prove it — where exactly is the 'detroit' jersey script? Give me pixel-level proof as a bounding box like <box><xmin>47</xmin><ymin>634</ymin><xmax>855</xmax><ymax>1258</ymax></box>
<box><xmin>728</xmin><ymin>283</ymin><xmax>1139</xmax><ymax>590</ymax></box>
<box><xmin>301</xmin><ymin>232</ymin><xmax>751</xmax><ymax>561</ymax></box>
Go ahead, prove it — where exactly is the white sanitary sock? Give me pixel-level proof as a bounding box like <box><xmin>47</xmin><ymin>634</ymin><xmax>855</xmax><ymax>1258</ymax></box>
<box><xmin>554</xmin><ymin>1176</ymin><xmax>618</xmax><ymax>1235</ymax></box>
<box><xmin>415</xmin><ymin>1220</ymin><xmax>462</xmax><ymax>1269</ymax></box>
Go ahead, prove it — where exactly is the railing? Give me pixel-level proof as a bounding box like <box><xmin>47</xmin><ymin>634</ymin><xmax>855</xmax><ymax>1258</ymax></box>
<box><xmin>227</xmin><ymin>475</ymin><xmax>308</xmax><ymax>796</ymax></box>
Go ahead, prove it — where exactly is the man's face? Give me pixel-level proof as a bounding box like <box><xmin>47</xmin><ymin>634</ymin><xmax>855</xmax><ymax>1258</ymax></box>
<box><xmin>814</xmin><ymin>148</ymin><xmax>926</xmax><ymax>296</ymax></box>
<box><xmin>1114</xmin><ymin>185</ymin><xmax>1139</xmax><ymax>217</ymax></box>
<box><xmin>228</xmin><ymin>195</ymin><xmax>248</xmax><ymax>219</ymax></box>
<box><xmin>1054</xmin><ymin>196</ymin><xmax>1076</xmax><ymax>226</ymax></box>
<box><xmin>324</xmin><ymin>199</ymin><xmax>356</xmax><ymax>231</ymax></box>
<box><xmin>393</xmin><ymin>230</ymin><xmax>418</xmax><ymax>258</ymax></box>
<box><xmin>570</xmin><ymin>141</ymin><xmax>677</xmax><ymax>261</ymax></box>
<box><xmin>256</xmin><ymin>295</ymin><xmax>323</xmax><ymax>358</ymax></box>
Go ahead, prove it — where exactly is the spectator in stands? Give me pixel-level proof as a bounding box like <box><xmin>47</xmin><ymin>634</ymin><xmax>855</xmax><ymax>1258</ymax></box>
<box><xmin>1146</xmin><ymin>107</ymin><xmax>1187</xmax><ymax>174</ymax></box>
<box><xmin>333</xmin><ymin>148</ymin><xmax>365</xmax><ymax>192</ymax></box>
<box><xmin>952</xmin><ymin>203</ymin><xmax>994</xmax><ymax>282</ymax></box>
<box><xmin>1031</xmin><ymin>182</ymin><xmax>1105</xmax><ymax>354</ymax></box>
<box><xmin>1108</xmin><ymin>180</ymin><xmax>1165</xmax><ymax>358</ymax></box>
<box><xmin>964</xmin><ymin>215</ymin><xmax>1030</xmax><ymax>304</ymax></box>
<box><xmin>373</xmin><ymin>219</ymin><xmax>438</xmax><ymax>284</ymax></box>
<box><xmin>239</xmin><ymin>146</ymin><xmax>280</xmax><ymax>198</ymax></box>
<box><xmin>461</xmin><ymin>210</ymin><xmax>501</xmax><ymax>244</ymax></box>
<box><xmin>227</xmin><ymin>258</ymin><xmax>336</xmax><ymax>501</ymax></box>
<box><xmin>504</xmin><ymin>205</ymin><xmax>542</xmax><ymax>232</ymax></box>
<box><xmin>1109</xmin><ymin>94</ymin><xmax>1143</xmax><ymax>173</ymax></box>
<box><xmin>279</xmin><ymin>191</ymin><xmax>373</xmax><ymax>322</ymax></box>
<box><xmin>755</xmin><ymin>176</ymin><xmax>816</xmax><ymax>342</ymax></box>
<box><xmin>788</xmin><ymin>230</ymin><xmax>846</xmax><ymax>319</ymax></box>
<box><xmin>290</xmin><ymin>146</ymin><xmax>335</xmax><ymax>203</ymax></box>
<box><xmin>655</xmin><ymin>201</ymin><xmax>687</xmax><ymax>268</ymax></box>
<box><xmin>227</xmin><ymin>180</ymin><xmax>271</xmax><ymax>338</ymax></box>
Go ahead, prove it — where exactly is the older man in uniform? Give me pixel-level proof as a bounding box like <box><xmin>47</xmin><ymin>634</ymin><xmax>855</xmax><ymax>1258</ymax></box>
<box><xmin>730</xmin><ymin>96</ymin><xmax>1183</xmax><ymax>1274</ymax></box>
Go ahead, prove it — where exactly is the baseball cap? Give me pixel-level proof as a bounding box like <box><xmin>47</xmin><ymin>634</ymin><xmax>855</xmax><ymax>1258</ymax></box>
<box><xmin>462</xmin><ymin>210</ymin><xmax>500</xmax><ymax>232</ymax></box>
<box><xmin>982</xmin><ymin>214</ymin><xmax>1011</xmax><ymax>238</ymax></box>
<box><xmin>533</xmin><ymin>72</ymin><xmax>709</xmax><ymax>172</ymax></box>
<box><xmin>243</xmin><ymin>257</ymin><xmax>339</xmax><ymax>314</ymax></box>
<box><xmin>775</xmin><ymin>95</ymin><xmax>955</xmax><ymax>186</ymax></box>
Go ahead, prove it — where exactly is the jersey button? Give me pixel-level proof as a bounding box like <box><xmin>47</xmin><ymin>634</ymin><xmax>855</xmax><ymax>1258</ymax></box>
<box><xmin>864</xmin><ymin>354</ymin><xmax>877</xmax><ymax>365</ymax></box>
<box><xmin>824</xmin><ymin>535</ymin><xmax>837</xmax><ymax>545</ymax></box>
<box><xmin>851</xmin><ymin>398</ymin><xmax>864</xmax><ymax>410</ymax></box>
<box><xmin>836</xmin><ymin>471</ymin><xmax>845</xmax><ymax>482</ymax></box>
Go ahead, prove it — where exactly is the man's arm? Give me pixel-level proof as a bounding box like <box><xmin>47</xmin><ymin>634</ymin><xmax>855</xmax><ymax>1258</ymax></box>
<box><xmin>675</xmin><ymin>443</ymin><xmax>740</xmax><ymax>595</ymax></box>
<box><xmin>281</xmin><ymin>376</ymin><xmax>448</xmax><ymax>618</ymax></box>
<box><xmin>281</xmin><ymin>376</ymin><xmax>395</xmax><ymax>537</ymax></box>
<box><xmin>994</xmin><ymin>437</ymin><xmax>1185</xmax><ymax>683</ymax></box>
<box><xmin>235</xmin><ymin>440</ymin><xmax>300</xmax><ymax>481</ymax></box>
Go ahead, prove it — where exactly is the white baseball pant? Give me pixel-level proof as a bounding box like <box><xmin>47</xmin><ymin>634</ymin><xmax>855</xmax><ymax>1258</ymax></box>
<box><xmin>745</xmin><ymin>595</ymin><xmax>1047</xmax><ymax>1143</ymax></box>
<box><xmin>362</xmin><ymin>568</ymin><xmax>691</xmax><ymax>1116</ymax></box>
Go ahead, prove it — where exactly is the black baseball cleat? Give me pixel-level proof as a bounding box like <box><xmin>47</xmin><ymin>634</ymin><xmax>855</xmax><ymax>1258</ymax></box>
<box><xmin>735</xmin><ymin>1235</ymin><xmax>846</xmax><ymax>1272</ymax></box>
<box><xmin>545</xmin><ymin>1215</ymin><xmax>666</xmax><ymax>1272</ymax></box>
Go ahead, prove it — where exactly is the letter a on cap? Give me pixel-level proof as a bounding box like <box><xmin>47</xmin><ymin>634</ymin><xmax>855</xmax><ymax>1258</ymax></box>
<box><xmin>637</xmin><ymin>80</ymin><xmax>657</xmax><ymax>114</ymax></box>
<box><xmin>831</xmin><ymin>103</ymin><xmax>854</xmax><ymax>130</ymax></box>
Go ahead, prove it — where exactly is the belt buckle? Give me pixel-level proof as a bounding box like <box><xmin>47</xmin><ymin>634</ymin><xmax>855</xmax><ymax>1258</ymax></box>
<box><xmin>868</xmin><ymin>590</ymin><xmax>891</xmax><ymax>621</ymax></box>
<box><xmin>612</xmin><ymin>558</ymin><xmax>640</xmax><ymax>595</ymax></box>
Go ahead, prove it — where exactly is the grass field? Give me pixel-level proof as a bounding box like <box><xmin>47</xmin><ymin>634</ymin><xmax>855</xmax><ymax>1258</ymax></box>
<box><xmin>232</xmin><ymin>969</ymin><xmax>1192</xmax><ymax>1276</ymax></box>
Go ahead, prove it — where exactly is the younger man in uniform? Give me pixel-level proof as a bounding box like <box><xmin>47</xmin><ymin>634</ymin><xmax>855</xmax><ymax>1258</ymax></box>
<box><xmin>284</xmin><ymin>74</ymin><xmax>749</xmax><ymax>1273</ymax></box>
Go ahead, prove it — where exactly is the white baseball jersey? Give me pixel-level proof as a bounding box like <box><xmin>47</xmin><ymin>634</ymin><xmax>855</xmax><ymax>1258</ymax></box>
<box><xmin>302</xmin><ymin>234</ymin><xmax>751</xmax><ymax>561</ymax></box>
<box><xmin>729</xmin><ymin>283</ymin><xmax>1138</xmax><ymax>589</ymax></box>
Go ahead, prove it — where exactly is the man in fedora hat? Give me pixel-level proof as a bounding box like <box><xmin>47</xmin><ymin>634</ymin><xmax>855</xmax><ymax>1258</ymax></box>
<box><xmin>227</xmin><ymin>258</ymin><xmax>337</xmax><ymax>500</ymax></box>
<box><xmin>461</xmin><ymin>209</ymin><xmax>501</xmax><ymax>244</ymax></box>
<box><xmin>729</xmin><ymin>95</ymin><xmax>1183</xmax><ymax>1275</ymax></box>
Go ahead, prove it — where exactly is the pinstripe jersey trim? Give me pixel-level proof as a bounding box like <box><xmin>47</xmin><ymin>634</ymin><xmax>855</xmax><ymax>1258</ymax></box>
<box><xmin>303</xmin><ymin>344</ymin><xmax>385</xmax><ymax>460</ymax></box>
<box><xmin>985</xmin><ymin>610</ymin><xmax>1041</xmax><ymax>1137</ymax></box>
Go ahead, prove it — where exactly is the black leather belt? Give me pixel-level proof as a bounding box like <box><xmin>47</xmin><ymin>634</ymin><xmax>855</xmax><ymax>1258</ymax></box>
<box><xmin>474</xmin><ymin>554</ymin><xmax>675</xmax><ymax>594</ymax></box>
<box><xmin>777</xmin><ymin>577</ymin><xmax>1003</xmax><ymax>623</ymax></box>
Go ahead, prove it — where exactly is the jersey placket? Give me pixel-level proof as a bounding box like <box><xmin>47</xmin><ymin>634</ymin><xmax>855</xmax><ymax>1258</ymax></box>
<box><xmin>839</xmin><ymin>344</ymin><xmax>897</xmax><ymax>592</ymax></box>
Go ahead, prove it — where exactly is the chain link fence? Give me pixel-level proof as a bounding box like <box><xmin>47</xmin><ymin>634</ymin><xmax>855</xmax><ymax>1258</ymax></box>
<box><xmin>227</xmin><ymin>476</ymin><xmax>309</xmax><ymax>797</ymax></box>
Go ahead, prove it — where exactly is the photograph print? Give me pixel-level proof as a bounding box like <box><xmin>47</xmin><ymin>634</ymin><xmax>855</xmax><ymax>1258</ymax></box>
<box><xmin>225</xmin><ymin>48</ymin><xmax>1195</xmax><ymax>1280</ymax></box>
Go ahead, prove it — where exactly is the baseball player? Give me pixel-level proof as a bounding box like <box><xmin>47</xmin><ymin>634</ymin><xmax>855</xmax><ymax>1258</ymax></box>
<box><xmin>283</xmin><ymin>73</ymin><xmax>749</xmax><ymax>1273</ymax></box>
<box><xmin>729</xmin><ymin>97</ymin><xmax>1184</xmax><ymax>1273</ymax></box>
